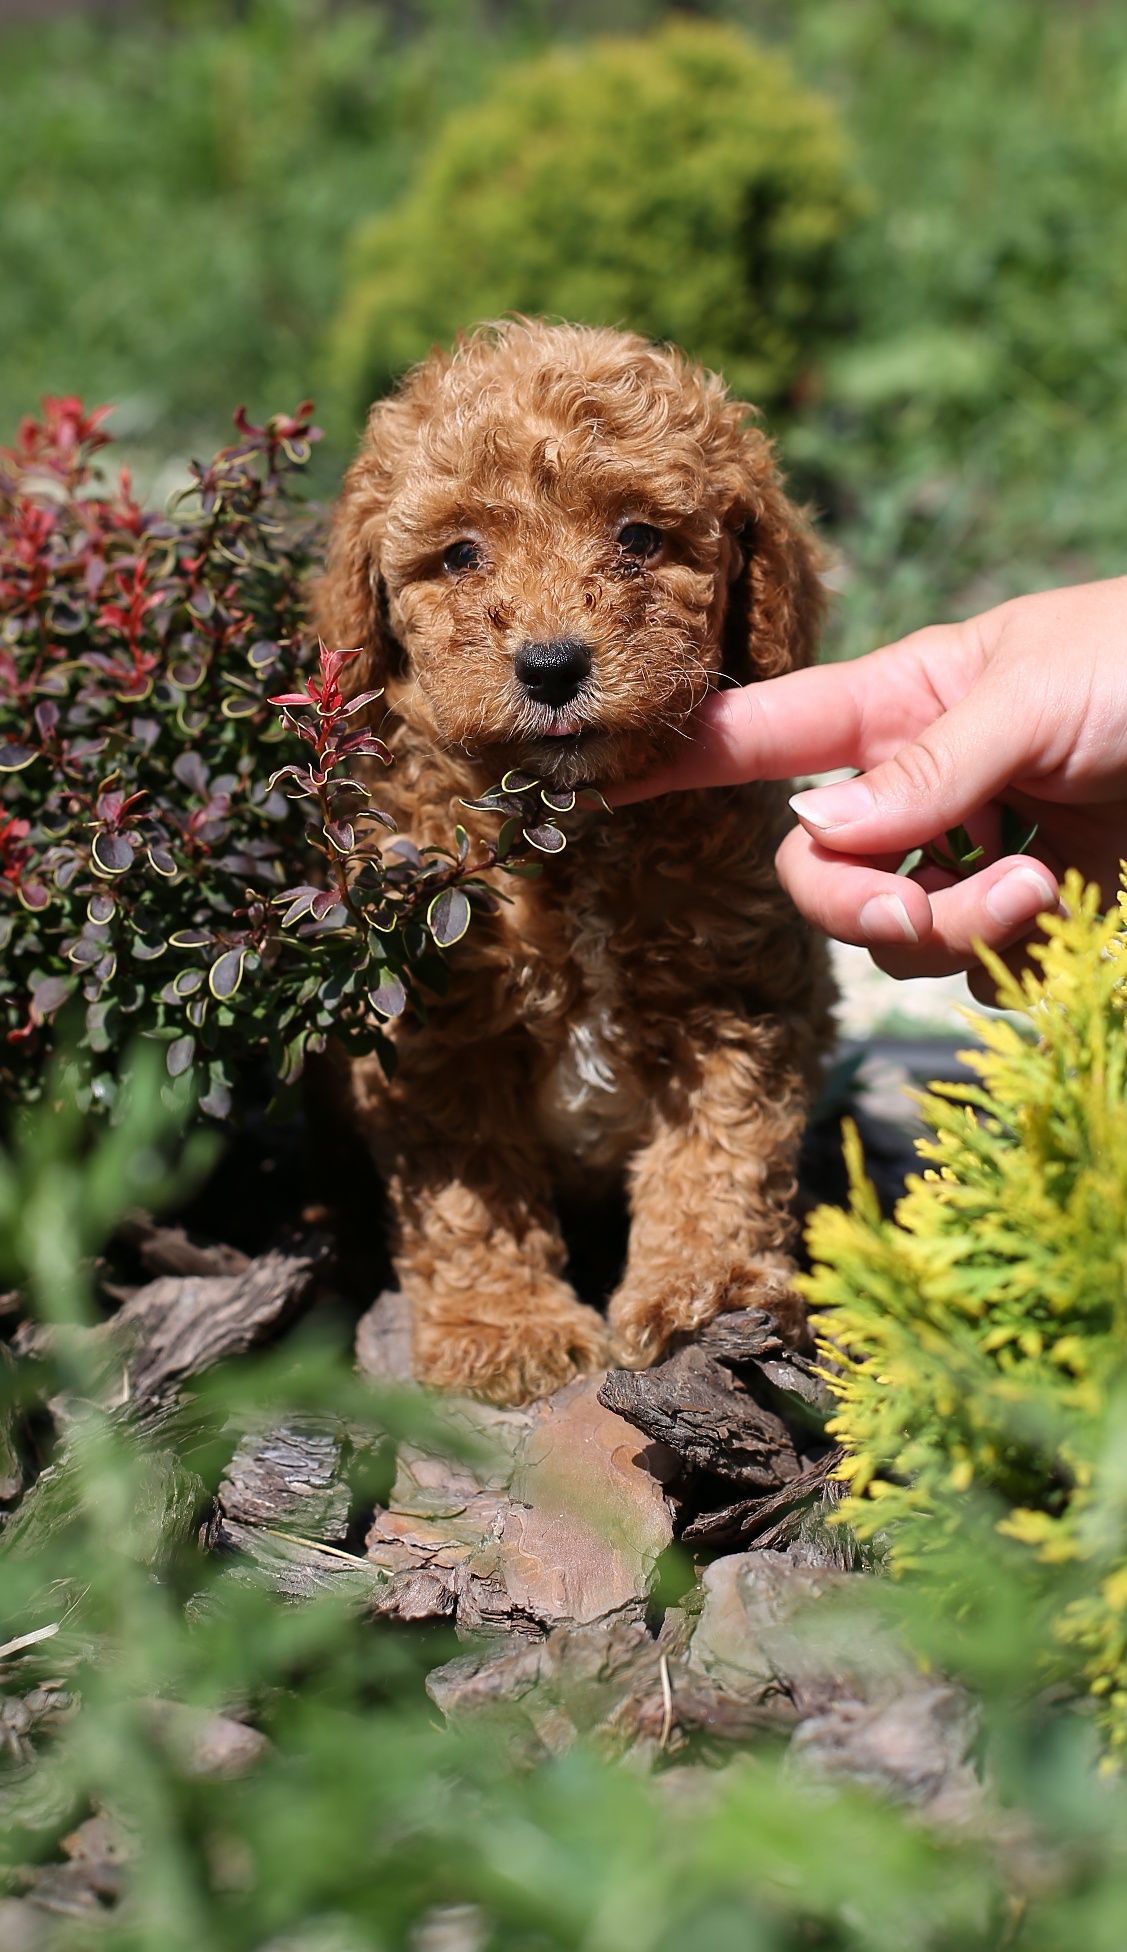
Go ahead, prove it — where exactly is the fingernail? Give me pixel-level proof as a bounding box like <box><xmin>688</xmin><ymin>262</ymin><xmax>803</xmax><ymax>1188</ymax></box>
<box><xmin>859</xmin><ymin>894</ymin><xmax>919</xmax><ymax>944</ymax></box>
<box><xmin>984</xmin><ymin>866</ymin><xmax>1056</xmax><ymax>930</ymax></box>
<box><xmin>789</xmin><ymin>778</ymin><xmax>875</xmax><ymax>831</ymax></box>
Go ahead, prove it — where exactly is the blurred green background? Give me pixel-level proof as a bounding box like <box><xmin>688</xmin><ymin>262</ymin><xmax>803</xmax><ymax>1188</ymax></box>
<box><xmin>3</xmin><ymin>0</ymin><xmax>1126</xmax><ymax>659</ymax></box>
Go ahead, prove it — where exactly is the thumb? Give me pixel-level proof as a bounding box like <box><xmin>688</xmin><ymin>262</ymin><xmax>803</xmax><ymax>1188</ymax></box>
<box><xmin>787</xmin><ymin>680</ymin><xmax>1032</xmax><ymax>853</ymax></box>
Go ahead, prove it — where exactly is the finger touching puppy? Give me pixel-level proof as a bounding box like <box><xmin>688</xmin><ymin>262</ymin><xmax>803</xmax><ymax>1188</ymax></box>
<box><xmin>319</xmin><ymin>318</ymin><xmax>833</xmax><ymax>1404</ymax></box>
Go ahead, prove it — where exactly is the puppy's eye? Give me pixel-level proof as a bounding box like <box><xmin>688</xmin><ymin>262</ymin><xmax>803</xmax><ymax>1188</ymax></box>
<box><xmin>617</xmin><ymin>522</ymin><xmax>662</xmax><ymax>560</ymax></box>
<box><xmin>442</xmin><ymin>539</ymin><xmax>483</xmax><ymax>574</ymax></box>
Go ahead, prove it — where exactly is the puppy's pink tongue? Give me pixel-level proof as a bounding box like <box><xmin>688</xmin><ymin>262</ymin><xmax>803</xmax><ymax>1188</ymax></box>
<box><xmin>543</xmin><ymin>719</ymin><xmax>582</xmax><ymax>738</ymax></box>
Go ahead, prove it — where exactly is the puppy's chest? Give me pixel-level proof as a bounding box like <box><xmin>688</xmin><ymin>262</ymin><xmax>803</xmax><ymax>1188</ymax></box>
<box><xmin>517</xmin><ymin>899</ymin><xmax>647</xmax><ymax>1170</ymax></box>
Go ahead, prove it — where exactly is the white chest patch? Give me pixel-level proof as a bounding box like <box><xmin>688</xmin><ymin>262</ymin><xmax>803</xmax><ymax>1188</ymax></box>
<box><xmin>534</xmin><ymin>904</ymin><xmax>643</xmax><ymax>1167</ymax></box>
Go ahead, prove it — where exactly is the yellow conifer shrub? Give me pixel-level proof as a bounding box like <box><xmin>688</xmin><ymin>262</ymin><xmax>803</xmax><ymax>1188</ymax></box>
<box><xmin>804</xmin><ymin>871</ymin><xmax>1127</xmax><ymax>1751</ymax></box>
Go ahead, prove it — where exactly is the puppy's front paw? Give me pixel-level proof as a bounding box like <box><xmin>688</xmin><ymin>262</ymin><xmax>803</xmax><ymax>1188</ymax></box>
<box><xmin>414</xmin><ymin>1297</ymin><xmax>609</xmax><ymax>1406</ymax></box>
<box><xmin>610</xmin><ymin>1260</ymin><xmax>806</xmax><ymax>1370</ymax></box>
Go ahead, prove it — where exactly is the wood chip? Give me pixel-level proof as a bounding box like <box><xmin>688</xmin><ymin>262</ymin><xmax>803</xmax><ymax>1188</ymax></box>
<box><xmin>220</xmin><ymin>1420</ymin><xmax>351</xmax><ymax>1543</ymax></box>
<box><xmin>115</xmin><ymin>1239</ymin><xmax>327</xmax><ymax>1401</ymax></box>
<box><xmin>354</xmin><ymin>1289</ymin><xmax>414</xmax><ymax>1382</ymax></box>
<box><xmin>113</xmin><ymin>1214</ymin><xmax>252</xmax><ymax>1280</ymax></box>
<box><xmin>681</xmin><ymin>1449</ymin><xmax>845</xmax><ymax>1547</ymax></box>
<box><xmin>599</xmin><ymin>1344</ymin><xmax>801</xmax><ymax>1491</ymax></box>
<box><xmin>208</xmin><ymin>1513</ymin><xmax>385</xmax><ymax>1605</ymax></box>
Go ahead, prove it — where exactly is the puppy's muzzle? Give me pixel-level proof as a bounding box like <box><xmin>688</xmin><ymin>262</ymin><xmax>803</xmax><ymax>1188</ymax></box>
<box><xmin>514</xmin><ymin>638</ymin><xmax>592</xmax><ymax>708</ymax></box>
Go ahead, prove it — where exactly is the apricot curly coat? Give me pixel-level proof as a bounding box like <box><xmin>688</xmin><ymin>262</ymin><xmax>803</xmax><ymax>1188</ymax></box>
<box><xmin>319</xmin><ymin>319</ymin><xmax>834</xmax><ymax>1404</ymax></box>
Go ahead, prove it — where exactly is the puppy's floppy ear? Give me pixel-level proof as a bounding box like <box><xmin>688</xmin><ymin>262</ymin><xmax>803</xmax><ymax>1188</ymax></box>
<box><xmin>720</xmin><ymin>426</ymin><xmax>825</xmax><ymax>686</ymax></box>
<box><xmin>316</xmin><ymin>371</ymin><xmax>438</xmax><ymax>692</ymax></box>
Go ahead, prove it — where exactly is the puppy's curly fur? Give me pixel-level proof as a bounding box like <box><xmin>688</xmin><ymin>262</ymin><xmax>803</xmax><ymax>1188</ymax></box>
<box><xmin>320</xmin><ymin>319</ymin><xmax>834</xmax><ymax>1404</ymax></box>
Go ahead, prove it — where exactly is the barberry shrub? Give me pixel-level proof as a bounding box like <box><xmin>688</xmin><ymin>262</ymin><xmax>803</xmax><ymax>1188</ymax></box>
<box><xmin>804</xmin><ymin>871</ymin><xmax>1127</xmax><ymax>1754</ymax></box>
<box><xmin>0</xmin><ymin>399</ymin><xmax>593</xmax><ymax>1115</ymax></box>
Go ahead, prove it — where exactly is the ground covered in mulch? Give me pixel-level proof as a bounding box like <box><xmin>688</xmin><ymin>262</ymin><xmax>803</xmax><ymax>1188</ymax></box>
<box><xmin>0</xmin><ymin>1052</ymin><xmax>986</xmax><ymax>1934</ymax></box>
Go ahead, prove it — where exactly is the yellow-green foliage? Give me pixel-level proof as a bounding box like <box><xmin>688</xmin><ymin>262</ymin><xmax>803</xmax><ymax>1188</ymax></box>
<box><xmin>328</xmin><ymin>20</ymin><xmax>861</xmax><ymax>417</ymax></box>
<box><xmin>804</xmin><ymin>870</ymin><xmax>1127</xmax><ymax>1750</ymax></box>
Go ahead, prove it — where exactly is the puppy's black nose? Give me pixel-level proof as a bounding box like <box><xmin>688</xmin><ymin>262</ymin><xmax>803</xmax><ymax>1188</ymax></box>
<box><xmin>514</xmin><ymin>638</ymin><xmax>592</xmax><ymax>707</ymax></box>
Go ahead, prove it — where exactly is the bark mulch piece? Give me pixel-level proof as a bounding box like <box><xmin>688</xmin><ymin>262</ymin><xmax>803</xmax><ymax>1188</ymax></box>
<box><xmin>599</xmin><ymin>1342</ymin><xmax>804</xmax><ymax>1494</ymax></box>
<box><xmin>12</xmin><ymin>1236</ymin><xmax>330</xmax><ymax>1412</ymax></box>
<box><xmin>220</xmin><ymin>1420</ymin><xmax>352</xmax><ymax>1544</ymax></box>
<box><xmin>365</xmin><ymin>1373</ymin><xmax>676</xmax><ymax>1634</ymax></box>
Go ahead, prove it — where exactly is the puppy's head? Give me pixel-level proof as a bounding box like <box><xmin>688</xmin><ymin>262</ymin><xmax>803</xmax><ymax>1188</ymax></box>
<box><xmin>320</xmin><ymin>320</ymin><xmax>822</xmax><ymax>788</ymax></box>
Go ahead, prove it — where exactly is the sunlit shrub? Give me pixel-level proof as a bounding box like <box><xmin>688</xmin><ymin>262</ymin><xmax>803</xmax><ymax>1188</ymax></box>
<box><xmin>328</xmin><ymin>19</ymin><xmax>861</xmax><ymax>416</ymax></box>
<box><xmin>805</xmin><ymin>872</ymin><xmax>1127</xmax><ymax>1751</ymax></box>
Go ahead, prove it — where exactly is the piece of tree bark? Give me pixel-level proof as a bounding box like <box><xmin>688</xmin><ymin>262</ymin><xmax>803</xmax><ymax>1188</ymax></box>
<box><xmin>14</xmin><ymin>1862</ymin><xmax>116</xmax><ymax>1922</ymax></box>
<box><xmin>11</xmin><ymin>1241</ymin><xmax>327</xmax><ymax>1409</ymax></box>
<box><xmin>0</xmin><ymin>1683</ymin><xmax>78</xmax><ymax>1765</ymax></box>
<box><xmin>427</xmin><ymin>1608</ymin><xmax>800</xmax><ymax>1765</ymax></box>
<box><xmin>366</xmin><ymin>1375</ymin><xmax>675</xmax><ymax>1635</ymax></box>
<box><xmin>0</xmin><ymin>1342</ymin><xmax>23</xmax><ymax>1505</ymax></box>
<box><xmin>697</xmin><ymin>1310</ymin><xmax>834</xmax><ymax>1418</ymax></box>
<box><xmin>113</xmin><ymin>1214</ymin><xmax>251</xmax><ymax>1281</ymax></box>
<box><xmin>142</xmin><ymin>1699</ymin><xmax>271</xmax><ymax>1779</ymax></box>
<box><xmin>114</xmin><ymin>1240</ymin><xmax>327</xmax><ymax>1402</ymax></box>
<box><xmin>207</xmin><ymin>1512</ymin><xmax>386</xmax><ymax>1606</ymax></box>
<box><xmin>696</xmin><ymin>1309</ymin><xmax>790</xmax><ymax>1366</ymax></box>
<box><xmin>0</xmin><ymin>1899</ymin><xmax>49</xmax><ymax>1951</ymax></box>
<box><xmin>219</xmin><ymin>1420</ymin><xmax>351</xmax><ymax>1543</ymax></box>
<box><xmin>681</xmin><ymin>1449</ymin><xmax>846</xmax><ymax>1547</ymax></box>
<box><xmin>679</xmin><ymin>1547</ymin><xmax>979</xmax><ymax>1814</ymax></box>
<box><xmin>4</xmin><ymin>1442</ymin><xmax>205</xmax><ymax>1572</ymax></box>
<box><xmin>789</xmin><ymin>1682</ymin><xmax>983</xmax><ymax>1819</ymax></box>
<box><xmin>599</xmin><ymin>1345</ymin><xmax>801</xmax><ymax>1491</ymax></box>
<box><xmin>354</xmin><ymin>1289</ymin><xmax>414</xmax><ymax>1382</ymax></box>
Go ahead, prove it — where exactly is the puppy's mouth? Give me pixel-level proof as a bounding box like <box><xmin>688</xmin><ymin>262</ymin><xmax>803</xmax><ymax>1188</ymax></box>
<box><xmin>519</xmin><ymin>723</ymin><xmax>606</xmax><ymax>784</ymax></box>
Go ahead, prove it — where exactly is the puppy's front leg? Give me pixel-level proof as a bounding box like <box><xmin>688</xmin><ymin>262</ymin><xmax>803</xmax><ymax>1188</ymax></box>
<box><xmin>365</xmin><ymin>1041</ymin><xmax>608</xmax><ymax>1404</ymax></box>
<box><xmin>608</xmin><ymin>1011</ymin><xmax>813</xmax><ymax>1368</ymax></box>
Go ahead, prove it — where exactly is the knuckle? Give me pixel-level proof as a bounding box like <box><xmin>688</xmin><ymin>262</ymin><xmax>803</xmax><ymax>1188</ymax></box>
<box><xmin>886</xmin><ymin>736</ymin><xmax>952</xmax><ymax>806</ymax></box>
<box><xmin>902</xmin><ymin>622</ymin><xmax>954</xmax><ymax>660</ymax></box>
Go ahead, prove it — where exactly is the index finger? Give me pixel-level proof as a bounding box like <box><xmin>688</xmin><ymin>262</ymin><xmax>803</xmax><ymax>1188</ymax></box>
<box><xmin>609</xmin><ymin>666</ymin><xmax>867</xmax><ymax>804</ymax></box>
<box><xmin>608</xmin><ymin>630</ymin><xmax>970</xmax><ymax>804</ymax></box>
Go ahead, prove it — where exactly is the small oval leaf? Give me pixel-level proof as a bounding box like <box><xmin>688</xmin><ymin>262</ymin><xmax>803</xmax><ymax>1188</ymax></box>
<box><xmin>31</xmin><ymin>974</ymin><xmax>75</xmax><ymax>1019</ymax></box>
<box><xmin>167</xmin><ymin>1035</ymin><xmax>196</xmax><ymax>1078</ymax></box>
<box><xmin>522</xmin><ymin>822</ymin><xmax>566</xmax><ymax>855</ymax></box>
<box><xmin>168</xmin><ymin>656</ymin><xmax>206</xmax><ymax>692</ymax></box>
<box><xmin>495</xmin><ymin>817</ymin><xmax>521</xmax><ymax>861</ymax></box>
<box><xmin>91</xmin><ymin>830</ymin><xmax>134</xmax><ymax>877</ymax></box>
<box><xmin>0</xmin><ymin>743</ymin><xmax>37</xmax><ymax>773</ymax></box>
<box><xmin>173</xmin><ymin>751</ymin><xmax>209</xmax><ymax>797</ymax></box>
<box><xmin>427</xmin><ymin>887</ymin><xmax>471</xmax><ymax>948</ymax></box>
<box><xmin>220</xmin><ymin>692</ymin><xmax>260</xmax><ymax>720</ymax></box>
<box><xmin>368</xmin><ymin>968</ymin><xmax>407</xmax><ymax>1020</ymax></box>
<box><xmin>147</xmin><ymin>844</ymin><xmax>178</xmax><ymax>878</ymax></box>
<box><xmin>131</xmin><ymin>935</ymin><xmax>167</xmax><ymax>962</ymax></box>
<box><xmin>208</xmin><ymin>948</ymin><xmax>247</xmax><ymax>1001</ymax></box>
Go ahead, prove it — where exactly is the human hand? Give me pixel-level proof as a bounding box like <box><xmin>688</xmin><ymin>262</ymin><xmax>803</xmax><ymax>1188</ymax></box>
<box><xmin>613</xmin><ymin>578</ymin><xmax>1127</xmax><ymax>998</ymax></box>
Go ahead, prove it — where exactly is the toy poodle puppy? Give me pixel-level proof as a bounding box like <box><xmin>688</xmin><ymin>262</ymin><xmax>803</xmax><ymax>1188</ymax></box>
<box><xmin>319</xmin><ymin>319</ymin><xmax>834</xmax><ymax>1404</ymax></box>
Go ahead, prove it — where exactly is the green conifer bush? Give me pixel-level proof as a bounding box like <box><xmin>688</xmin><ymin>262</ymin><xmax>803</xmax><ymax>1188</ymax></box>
<box><xmin>328</xmin><ymin>20</ymin><xmax>861</xmax><ymax>418</ymax></box>
<box><xmin>804</xmin><ymin>871</ymin><xmax>1127</xmax><ymax>1753</ymax></box>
